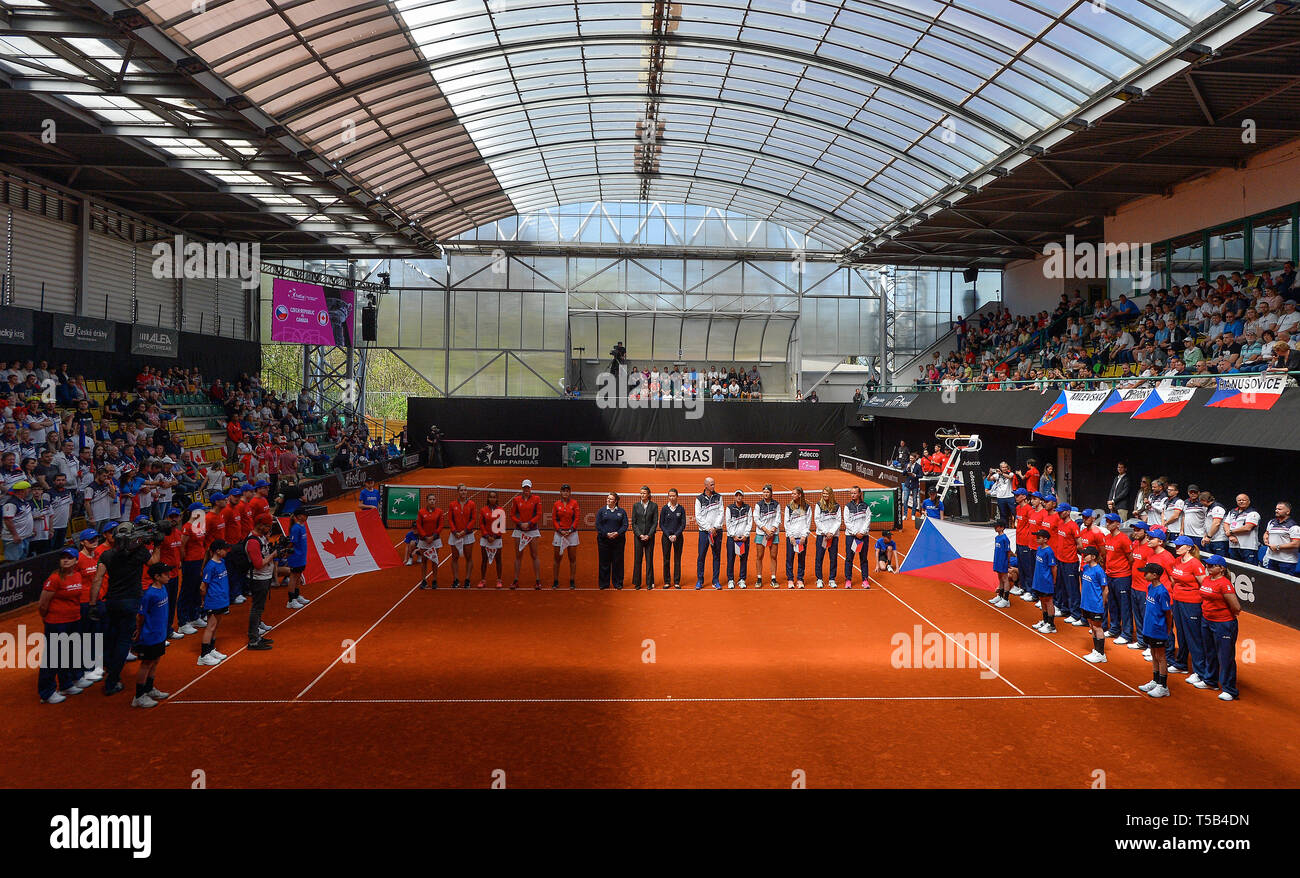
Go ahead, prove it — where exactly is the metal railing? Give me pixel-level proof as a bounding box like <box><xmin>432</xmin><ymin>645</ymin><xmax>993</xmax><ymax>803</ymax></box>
<box><xmin>873</xmin><ymin>369</ymin><xmax>1300</xmax><ymax>394</ymax></box>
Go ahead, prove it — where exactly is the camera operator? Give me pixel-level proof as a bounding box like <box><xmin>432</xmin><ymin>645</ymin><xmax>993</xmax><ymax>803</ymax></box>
<box><xmin>425</xmin><ymin>423</ymin><xmax>444</xmax><ymax>469</ymax></box>
<box><xmin>273</xmin><ymin>472</ymin><xmax>305</xmax><ymax>516</ymax></box>
<box><xmin>608</xmin><ymin>340</ymin><xmax>627</xmax><ymax>375</ymax></box>
<box><xmin>91</xmin><ymin>521</ymin><xmax>161</xmax><ymax>696</ymax></box>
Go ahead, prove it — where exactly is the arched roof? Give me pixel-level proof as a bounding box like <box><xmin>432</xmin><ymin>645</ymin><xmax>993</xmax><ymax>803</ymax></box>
<box><xmin>128</xmin><ymin>0</ymin><xmax>1252</xmax><ymax>249</ymax></box>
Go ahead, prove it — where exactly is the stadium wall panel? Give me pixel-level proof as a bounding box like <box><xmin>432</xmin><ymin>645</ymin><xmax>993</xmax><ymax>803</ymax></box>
<box><xmin>0</xmin><ymin>307</ymin><xmax>260</xmax><ymax>387</ymax></box>
<box><xmin>409</xmin><ymin>398</ymin><xmax>867</xmax><ymax>469</ymax></box>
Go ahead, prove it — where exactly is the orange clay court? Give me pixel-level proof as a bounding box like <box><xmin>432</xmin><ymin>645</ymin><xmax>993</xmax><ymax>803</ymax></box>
<box><xmin>4</xmin><ymin>464</ymin><xmax>1300</xmax><ymax>789</ymax></box>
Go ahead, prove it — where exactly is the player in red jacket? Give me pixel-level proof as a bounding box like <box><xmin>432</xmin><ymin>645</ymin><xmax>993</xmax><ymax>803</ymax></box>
<box><xmin>508</xmin><ymin>479</ymin><xmax>543</xmax><ymax>589</ymax></box>
<box><xmin>446</xmin><ymin>484</ymin><xmax>477</xmax><ymax>589</ymax></box>
<box><xmin>415</xmin><ymin>493</ymin><xmax>444</xmax><ymax>590</ymax></box>
<box><xmin>552</xmin><ymin>484</ymin><xmax>582</xmax><ymax>589</ymax></box>
<box><xmin>478</xmin><ymin>490</ymin><xmax>505</xmax><ymax>589</ymax></box>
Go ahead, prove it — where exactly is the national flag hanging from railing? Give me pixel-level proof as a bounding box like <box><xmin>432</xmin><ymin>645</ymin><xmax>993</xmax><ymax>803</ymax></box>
<box><xmin>1130</xmin><ymin>381</ymin><xmax>1195</xmax><ymax>420</ymax></box>
<box><xmin>1204</xmin><ymin>374</ymin><xmax>1286</xmax><ymax>411</ymax></box>
<box><xmin>1031</xmin><ymin>389</ymin><xmax>1108</xmax><ymax>439</ymax></box>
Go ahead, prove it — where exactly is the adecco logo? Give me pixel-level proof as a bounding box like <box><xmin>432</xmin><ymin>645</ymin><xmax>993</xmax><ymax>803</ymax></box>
<box><xmin>1232</xmin><ymin>571</ymin><xmax>1256</xmax><ymax>603</ymax></box>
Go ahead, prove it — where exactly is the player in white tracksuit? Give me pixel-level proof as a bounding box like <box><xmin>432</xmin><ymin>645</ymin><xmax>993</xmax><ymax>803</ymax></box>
<box><xmin>753</xmin><ymin>485</ymin><xmax>781</xmax><ymax>589</ymax></box>
<box><xmin>841</xmin><ymin>486</ymin><xmax>873</xmax><ymax>588</ymax></box>
<box><xmin>813</xmin><ymin>487</ymin><xmax>843</xmax><ymax>588</ymax></box>
<box><xmin>694</xmin><ymin>478</ymin><xmax>725</xmax><ymax>589</ymax></box>
<box><xmin>783</xmin><ymin>488</ymin><xmax>812</xmax><ymax>588</ymax></box>
<box><xmin>725</xmin><ymin>490</ymin><xmax>754</xmax><ymax>589</ymax></box>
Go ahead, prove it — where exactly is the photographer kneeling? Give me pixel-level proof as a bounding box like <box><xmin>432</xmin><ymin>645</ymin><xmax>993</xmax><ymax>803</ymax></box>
<box><xmin>91</xmin><ymin>522</ymin><xmax>161</xmax><ymax>697</ymax></box>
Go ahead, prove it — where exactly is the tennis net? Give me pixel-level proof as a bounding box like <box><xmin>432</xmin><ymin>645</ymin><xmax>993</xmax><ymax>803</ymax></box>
<box><xmin>381</xmin><ymin>484</ymin><xmax>899</xmax><ymax>531</ymax></box>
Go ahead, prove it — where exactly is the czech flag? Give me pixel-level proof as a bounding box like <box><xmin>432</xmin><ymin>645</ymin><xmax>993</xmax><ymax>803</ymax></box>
<box><xmin>275</xmin><ymin>510</ymin><xmax>401</xmax><ymax>583</ymax></box>
<box><xmin>1031</xmin><ymin>389</ymin><xmax>1108</xmax><ymax>439</ymax></box>
<box><xmin>1205</xmin><ymin>374</ymin><xmax>1286</xmax><ymax>411</ymax></box>
<box><xmin>897</xmin><ymin>518</ymin><xmax>1014</xmax><ymax>592</ymax></box>
<box><xmin>1099</xmin><ymin>387</ymin><xmax>1152</xmax><ymax>414</ymax></box>
<box><xmin>1130</xmin><ymin>381</ymin><xmax>1196</xmax><ymax>420</ymax></box>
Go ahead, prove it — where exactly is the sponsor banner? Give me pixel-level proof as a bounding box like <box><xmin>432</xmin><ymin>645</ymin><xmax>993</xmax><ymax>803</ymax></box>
<box><xmin>52</xmin><ymin>314</ymin><xmax>115</xmax><ymax>352</ymax></box>
<box><xmin>298</xmin><ymin>477</ymin><xmax>329</xmax><ymax>506</ymax></box>
<box><xmin>1205</xmin><ymin>374</ymin><xmax>1287</xmax><ymax>411</ymax></box>
<box><xmin>591</xmin><ymin>444</ymin><xmax>713</xmax><ymax>466</ymax></box>
<box><xmin>1225</xmin><ymin>558</ymin><xmax>1300</xmax><ymax>631</ymax></box>
<box><xmin>476</xmin><ymin>441</ymin><xmax>545</xmax><ymax>466</ymax></box>
<box><xmin>270</xmin><ymin>277</ymin><xmax>354</xmax><ymax>347</ymax></box>
<box><xmin>130</xmin><ymin>324</ymin><xmax>179</xmax><ymax>358</ymax></box>
<box><xmin>337</xmin><ymin>467</ymin><xmax>369</xmax><ymax>491</ymax></box>
<box><xmin>0</xmin><ymin>306</ymin><xmax>35</xmax><ymax>345</ymax></box>
<box><xmin>797</xmin><ymin>458</ymin><xmax>820</xmax><ymax>471</ymax></box>
<box><xmin>838</xmin><ymin>454</ymin><xmax>905</xmax><ymax>489</ymax></box>
<box><xmin>294</xmin><ymin>455</ymin><xmax>422</xmax><ymax>507</ymax></box>
<box><xmin>735</xmin><ymin>448</ymin><xmax>796</xmax><ymax>467</ymax></box>
<box><xmin>862</xmin><ymin>393</ymin><xmax>917</xmax><ymax>409</ymax></box>
<box><xmin>563</xmin><ymin>442</ymin><xmax>592</xmax><ymax>467</ymax></box>
<box><xmin>0</xmin><ymin>549</ymin><xmax>64</xmax><ymax>614</ymax></box>
<box><xmin>442</xmin><ymin>440</ymin><xmax>561</xmax><ymax>467</ymax></box>
<box><xmin>862</xmin><ymin>489</ymin><xmax>899</xmax><ymax>530</ymax></box>
<box><xmin>384</xmin><ymin>486</ymin><xmax>422</xmax><ymax>525</ymax></box>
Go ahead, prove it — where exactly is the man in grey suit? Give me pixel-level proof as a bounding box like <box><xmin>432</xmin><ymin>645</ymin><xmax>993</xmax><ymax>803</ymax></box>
<box><xmin>630</xmin><ymin>485</ymin><xmax>658</xmax><ymax>590</ymax></box>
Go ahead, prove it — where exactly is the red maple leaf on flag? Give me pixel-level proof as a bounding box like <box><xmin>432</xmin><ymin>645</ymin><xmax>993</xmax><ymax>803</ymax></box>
<box><xmin>321</xmin><ymin>528</ymin><xmax>359</xmax><ymax>563</ymax></box>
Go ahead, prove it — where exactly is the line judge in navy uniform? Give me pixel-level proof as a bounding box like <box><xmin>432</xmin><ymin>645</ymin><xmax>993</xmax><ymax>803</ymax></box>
<box><xmin>595</xmin><ymin>492</ymin><xmax>628</xmax><ymax>590</ymax></box>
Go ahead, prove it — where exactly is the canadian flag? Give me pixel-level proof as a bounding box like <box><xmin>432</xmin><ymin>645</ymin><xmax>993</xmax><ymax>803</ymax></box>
<box><xmin>277</xmin><ymin>510</ymin><xmax>400</xmax><ymax>583</ymax></box>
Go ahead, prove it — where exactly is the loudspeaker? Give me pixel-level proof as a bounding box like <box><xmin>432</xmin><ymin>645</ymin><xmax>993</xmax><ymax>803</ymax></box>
<box><xmin>962</xmin><ymin>266</ymin><xmax>978</xmax><ymax>284</ymax></box>
<box><xmin>361</xmin><ymin>306</ymin><xmax>377</xmax><ymax>342</ymax></box>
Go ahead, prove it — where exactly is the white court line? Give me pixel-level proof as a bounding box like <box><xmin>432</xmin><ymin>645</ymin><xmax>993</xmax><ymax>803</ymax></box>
<box><xmin>168</xmin><ymin>693</ymin><xmax>1141</xmax><ymax>706</ymax></box>
<box><xmin>169</xmin><ymin>534</ymin><xmax>407</xmax><ymax>703</ymax></box>
<box><xmin>865</xmin><ymin>574</ymin><xmax>1024</xmax><ymax>695</ymax></box>
<box><xmin>947</xmin><ymin>581</ymin><xmax>1146</xmax><ymax>695</ymax></box>
<box><xmin>168</xmin><ymin>571</ymin><xmax>361</xmax><ymax>701</ymax></box>
<box><xmin>294</xmin><ymin>581</ymin><xmax>423</xmax><ymax>700</ymax></box>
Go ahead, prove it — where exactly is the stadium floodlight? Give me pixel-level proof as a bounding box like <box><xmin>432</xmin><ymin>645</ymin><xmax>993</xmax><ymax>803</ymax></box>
<box><xmin>1062</xmin><ymin>118</ymin><xmax>1091</xmax><ymax>132</ymax></box>
<box><xmin>1261</xmin><ymin>0</ymin><xmax>1297</xmax><ymax>15</ymax></box>
<box><xmin>1114</xmin><ymin>84</ymin><xmax>1145</xmax><ymax>101</ymax></box>
<box><xmin>1178</xmin><ymin>43</ymin><xmax>1216</xmax><ymax>63</ymax></box>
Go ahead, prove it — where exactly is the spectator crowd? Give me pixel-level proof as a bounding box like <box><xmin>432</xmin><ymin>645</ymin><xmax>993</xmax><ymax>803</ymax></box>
<box><xmin>911</xmin><ymin>265</ymin><xmax>1300</xmax><ymax>392</ymax></box>
<box><xmin>1</xmin><ymin>357</ymin><xmax>407</xmax><ymax>564</ymax></box>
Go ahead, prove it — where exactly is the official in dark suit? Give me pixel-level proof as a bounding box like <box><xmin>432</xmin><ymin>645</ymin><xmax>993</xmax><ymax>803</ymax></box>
<box><xmin>1108</xmin><ymin>462</ymin><xmax>1133</xmax><ymax>521</ymax></box>
<box><xmin>595</xmin><ymin>493</ymin><xmax>628</xmax><ymax>590</ymax></box>
<box><xmin>659</xmin><ymin>488</ymin><xmax>687</xmax><ymax>588</ymax></box>
<box><xmin>629</xmin><ymin>486</ymin><xmax>658</xmax><ymax>589</ymax></box>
